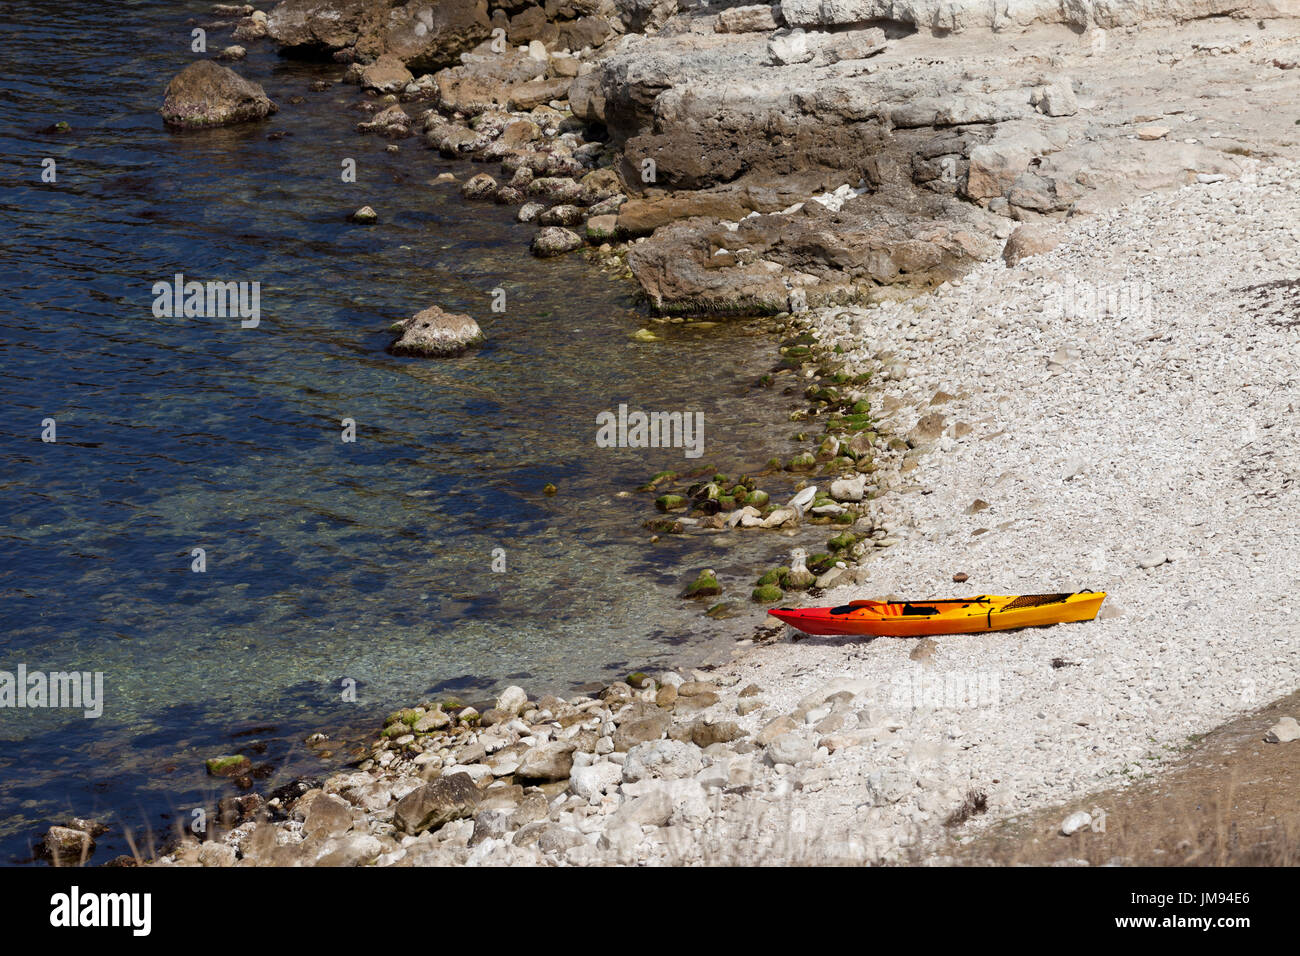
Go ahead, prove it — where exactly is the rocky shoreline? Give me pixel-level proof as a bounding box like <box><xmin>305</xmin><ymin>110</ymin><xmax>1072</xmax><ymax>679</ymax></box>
<box><xmin>36</xmin><ymin>1</ymin><xmax>1300</xmax><ymax>866</ymax></box>
<box><xmin>179</xmin><ymin>1</ymin><xmax>1300</xmax><ymax>317</ymax></box>
<box><xmin>126</xmin><ymin>156</ymin><xmax>1300</xmax><ymax>869</ymax></box>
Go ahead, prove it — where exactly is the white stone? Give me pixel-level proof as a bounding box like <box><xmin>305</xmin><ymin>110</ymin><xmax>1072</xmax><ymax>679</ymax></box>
<box><xmin>1061</xmin><ymin>811</ymin><xmax>1092</xmax><ymax>835</ymax></box>
<box><xmin>1264</xmin><ymin>716</ymin><xmax>1300</xmax><ymax>743</ymax></box>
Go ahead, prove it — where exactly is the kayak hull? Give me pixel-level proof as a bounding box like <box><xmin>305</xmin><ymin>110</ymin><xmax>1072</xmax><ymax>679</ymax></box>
<box><xmin>768</xmin><ymin>592</ymin><xmax>1106</xmax><ymax>637</ymax></box>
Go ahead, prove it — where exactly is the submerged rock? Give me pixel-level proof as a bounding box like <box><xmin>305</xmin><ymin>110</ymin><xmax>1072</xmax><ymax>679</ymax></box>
<box><xmin>43</xmin><ymin>825</ymin><xmax>95</xmax><ymax>865</ymax></box>
<box><xmin>461</xmin><ymin>173</ymin><xmax>498</xmax><ymax>200</ymax></box>
<box><xmin>206</xmin><ymin>754</ymin><xmax>251</xmax><ymax>777</ymax></box>
<box><xmin>531</xmin><ymin>226</ymin><xmax>584</xmax><ymax>258</ymax></box>
<box><xmin>160</xmin><ymin>60</ymin><xmax>277</xmax><ymax>130</ymax></box>
<box><xmin>389</xmin><ymin>306</ymin><xmax>483</xmax><ymax>357</ymax></box>
<box><xmin>682</xmin><ymin>568</ymin><xmax>722</xmax><ymax>599</ymax></box>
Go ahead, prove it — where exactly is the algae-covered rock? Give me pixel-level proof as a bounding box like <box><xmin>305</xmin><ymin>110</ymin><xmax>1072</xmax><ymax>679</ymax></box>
<box><xmin>683</xmin><ymin>568</ymin><xmax>722</xmax><ymax>599</ymax></box>
<box><xmin>828</xmin><ymin>532</ymin><xmax>858</xmax><ymax>552</ymax></box>
<box><xmin>807</xmin><ymin>552</ymin><xmax>836</xmax><ymax>574</ymax></box>
<box><xmin>206</xmin><ymin>755</ymin><xmax>251</xmax><ymax>777</ymax></box>
<box><xmin>385</xmin><ymin>707</ymin><xmax>422</xmax><ymax>727</ymax></box>
<box><xmin>639</xmin><ymin>470</ymin><xmax>677</xmax><ymax>491</ymax></box>
<box><xmin>655</xmin><ymin>494</ymin><xmax>687</xmax><ymax>512</ymax></box>
<box><xmin>751</xmin><ymin>584</ymin><xmax>783</xmax><ymax>603</ymax></box>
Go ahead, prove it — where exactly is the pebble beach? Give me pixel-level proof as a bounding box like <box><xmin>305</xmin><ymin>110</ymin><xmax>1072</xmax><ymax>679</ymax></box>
<box><xmin>141</xmin><ymin>159</ymin><xmax>1300</xmax><ymax>867</ymax></box>
<box><xmin>19</xmin><ymin>0</ymin><xmax>1300</xmax><ymax>867</ymax></box>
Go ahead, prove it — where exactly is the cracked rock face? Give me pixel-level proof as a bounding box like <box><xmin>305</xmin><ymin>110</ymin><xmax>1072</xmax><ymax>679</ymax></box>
<box><xmin>777</xmin><ymin>0</ymin><xmax>1300</xmax><ymax>32</ymax></box>
<box><xmin>264</xmin><ymin>0</ymin><xmax>1300</xmax><ymax>315</ymax></box>
<box><xmin>577</xmin><ymin>2</ymin><xmax>1295</xmax><ymax>311</ymax></box>
<box><xmin>267</xmin><ymin>0</ymin><xmax>492</xmax><ymax>70</ymax></box>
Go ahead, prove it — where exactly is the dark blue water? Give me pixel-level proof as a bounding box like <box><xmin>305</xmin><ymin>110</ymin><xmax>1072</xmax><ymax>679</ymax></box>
<box><xmin>0</xmin><ymin>0</ymin><xmax>815</xmax><ymax>862</ymax></box>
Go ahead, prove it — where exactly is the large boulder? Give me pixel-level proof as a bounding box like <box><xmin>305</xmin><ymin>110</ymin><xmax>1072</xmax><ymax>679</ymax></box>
<box><xmin>388</xmin><ymin>306</ymin><xmax>483</xmax><ymax>357</ymax></box>
<box><xmin>381</xmin><ymin>0</ymin><xmax>493</xmax><ymax>73</ymax></box>
<box><xmin>625</xmin><ymin>181</ymin><xmax>1003</xmax><ymax>313</ymax></box>
<box><xmin>1001</xmin><ymin>221</ymin><xmax>1065</xmax><ymax>265</ymax></box>
<box><xmin>621</xmin><ymin>740</ymin><xmax>703</xmax><ymax>783</ymax></box>
<box><xmin>265</xmin><ymin>0</ymin><xmax>379</xmax><ymax>50</ymax></box>
<box><xmin>360</xmin><ymin>54</ymin><xmax>413</xmax><ymax>93</ymax></box>
<box><xmin>964</xmin><ymin>128</ymin><xmax>1061</xmax><ymax>201</ymax></box>
<box><xmin>160</xmin><ymin>60</ymin><xmax>277</xmax><ymax>129</ymax></box>
<box><xmin>715</xmin><ymin>5</ymin><xmax>781</xmax><ymax>32</ymax></box>
<box><xmin>434</xmin><ymin>50</ymin><xmax>547</xmax><ymax>114</ymax></box>
<box><xmin>558</xmin><ymin>15</ymin><xmax>616</xmax><ymax>50</ymax></box>
<box><xmin>267</xmin><ymin>0</ymin><xmax>491</xmax><ymax>71</ymax></box>
<box><xmin>393</xmin><ymin>773</ymin><xmax>481</xmax><ymax>834</ymax></box>
<box><xmin>515</xmin><ymin>741</ymin><xmax>576</xmax><ymax>781</ymax></box>
<box><xmin>509</xmin><ymin>77</ymin><xmax>572</xmax><ymax>111</ymax></box>
<box><xmin>615</xmin><ymin>0</ymin><xmax>678</xmax><ymax>32</ymax></box>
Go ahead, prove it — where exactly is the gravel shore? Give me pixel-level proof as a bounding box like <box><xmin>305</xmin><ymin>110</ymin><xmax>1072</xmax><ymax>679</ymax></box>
<box><xmin>703</xmin><ymin>157</ymin><xmax>1300</xmax><ymax>860</ymax></box>
<box><xmin>142</xmin><ymin>158</ymin><xmax>1299</xmax><ymax>867</ymax></box>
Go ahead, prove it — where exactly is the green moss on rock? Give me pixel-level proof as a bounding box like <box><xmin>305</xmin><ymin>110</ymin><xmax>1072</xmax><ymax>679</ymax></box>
<box><xmin>683</xmin><ymin>568</ymin><xmax>722</xmax><ymax>599</ymax></box>
<box><xmin>205</xmin><ymin>755</ymin><xmax>250</xmax><ymax>777</ymax></box>
<box><xmin>828</xmin><ymin>532</ymin><xmax>859</xmax><ymax>552</ymax></box>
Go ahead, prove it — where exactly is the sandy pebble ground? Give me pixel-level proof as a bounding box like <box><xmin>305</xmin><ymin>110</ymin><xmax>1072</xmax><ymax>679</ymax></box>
<box><xmin>705</xmin><ymin>157</ymin><xmax>1300</xmax><ymax>860</ymax></box>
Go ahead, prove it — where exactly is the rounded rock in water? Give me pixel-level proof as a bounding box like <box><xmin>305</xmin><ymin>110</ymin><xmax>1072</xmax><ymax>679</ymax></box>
<box><xmin>388</xmin><ymin>306</ymin><xmax>483</xmax><ymax>358</ymax></box>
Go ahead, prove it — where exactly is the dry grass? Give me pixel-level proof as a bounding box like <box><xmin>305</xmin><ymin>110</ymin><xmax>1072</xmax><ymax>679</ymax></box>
<box><xmin>937</xmin><ymin>690</ymin><xmax>1300</xmax><ymax>866</ymax></box>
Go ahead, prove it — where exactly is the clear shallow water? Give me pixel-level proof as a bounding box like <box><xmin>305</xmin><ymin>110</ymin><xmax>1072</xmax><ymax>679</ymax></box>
<box><xmin>0</xmin><ymin>0</ymin><xmax>819</xmax><ymax>861</ymax></box>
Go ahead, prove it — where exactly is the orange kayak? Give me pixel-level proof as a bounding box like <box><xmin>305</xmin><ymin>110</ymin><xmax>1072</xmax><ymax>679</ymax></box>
<box><xmin>768</xmin><ymin>591</ymin><xmax>1106</xmax><ymax>637</ymax></box>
